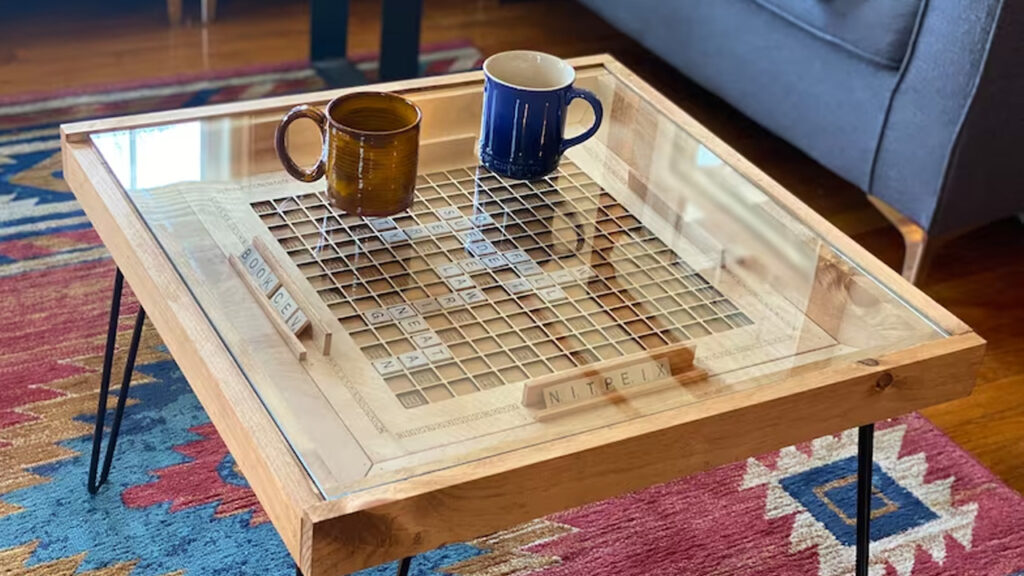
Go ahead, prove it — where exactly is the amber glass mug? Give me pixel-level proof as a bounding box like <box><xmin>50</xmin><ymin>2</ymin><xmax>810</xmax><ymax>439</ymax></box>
<box><xmin>275</xmin><ymin>92</ymin><xmax>421</xmax><ymax>216</ymax></box>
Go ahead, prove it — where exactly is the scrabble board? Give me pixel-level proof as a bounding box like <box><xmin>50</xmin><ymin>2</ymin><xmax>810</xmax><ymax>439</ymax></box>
<box><xmin>252</xmin><ymin>160</ymin><xmax>753</xmax><ymax>410</ymax></box>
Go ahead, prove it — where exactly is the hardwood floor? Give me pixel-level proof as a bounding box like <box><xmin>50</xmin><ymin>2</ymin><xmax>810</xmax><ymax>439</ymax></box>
<box><xmin>2</xmin><ymin>0</ymin><xmax>1021</xmax><ymax>492</ymax></box>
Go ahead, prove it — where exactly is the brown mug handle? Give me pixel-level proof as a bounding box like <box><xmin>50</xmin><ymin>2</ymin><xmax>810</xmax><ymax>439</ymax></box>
<box><xmin>275</xmin><ymin>104</ymin><xmax>328</xmax><ymax>183</ymax></box>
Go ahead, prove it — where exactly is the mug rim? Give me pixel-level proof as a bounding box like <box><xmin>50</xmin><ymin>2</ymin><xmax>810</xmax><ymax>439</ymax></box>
<box><xmin>483</xmin><ymin>50</ymin><xmax>576</xmax><ymax>92</ymax></box>
<box><xmin>326</xmin><ymin>91</ymin><xmax>422</xmax><ymax>136</ymax></box>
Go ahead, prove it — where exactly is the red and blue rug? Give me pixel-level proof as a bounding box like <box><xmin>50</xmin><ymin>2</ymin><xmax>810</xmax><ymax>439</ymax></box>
<box><xmin>1</xmin><ymin>45</ymin><xmax>1022</xmax><ymax>576</ymax></box>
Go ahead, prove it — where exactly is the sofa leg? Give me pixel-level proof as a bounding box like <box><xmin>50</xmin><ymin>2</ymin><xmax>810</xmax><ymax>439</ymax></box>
<box><xmin>202</xmin><ymin>0</ymin><xmax>217</xmax><ymax>24</ymax></box>
<box><xmin>867</xmin><ymin>196</ymin><xmax>932</xmax><ymax>284</ymax></box>
<box><xmin>167</xmin><ymin>0</ymin><xmax>183</xmax><ymax>25</ymax></box>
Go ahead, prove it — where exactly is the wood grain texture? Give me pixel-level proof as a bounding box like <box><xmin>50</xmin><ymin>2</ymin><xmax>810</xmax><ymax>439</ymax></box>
<box><xmin>229</xmin><ymin>254</ymin><xmax>308</xmax><ymax>361</ymax></box>
<box><xmin>303</xmin><ymin>332</ymin><xmax>983</xmax><ymax>576</ymax></box>
<box><xmin>59</xmin><ymin>137</ymin><xmax>321</xmax><ymax>562</ymax></box>
<box><xmin>253</xmin><ymin>237</ymin><xmax>332</xmax><ymax>355</ymax></box>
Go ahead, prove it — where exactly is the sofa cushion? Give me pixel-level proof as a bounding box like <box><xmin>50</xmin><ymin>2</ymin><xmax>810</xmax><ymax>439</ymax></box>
<box><xmin>752</xmin><ymin>0</ymin><xmax>923</xmax><ymax>68</ymax></box>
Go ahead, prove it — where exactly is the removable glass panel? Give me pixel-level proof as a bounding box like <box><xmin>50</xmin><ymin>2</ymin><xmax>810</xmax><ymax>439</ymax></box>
<box><xmin>89</xmin><ymin>63</ymin><xmax>946</xmax><ymax>499</ymax></box>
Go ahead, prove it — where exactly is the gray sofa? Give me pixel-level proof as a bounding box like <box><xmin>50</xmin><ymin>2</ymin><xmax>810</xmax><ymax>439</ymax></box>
<box><xmin>580</xmin><ymin>0</ymin><xmax>1023</xmax><ymax>280</ymax></box>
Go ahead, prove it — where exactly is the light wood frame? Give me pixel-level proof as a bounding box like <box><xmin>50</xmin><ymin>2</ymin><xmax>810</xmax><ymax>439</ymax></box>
<box><xmin>61</xmin><ymin>55</ymin><xmax>984</xmax><ymax>576</ymax></box>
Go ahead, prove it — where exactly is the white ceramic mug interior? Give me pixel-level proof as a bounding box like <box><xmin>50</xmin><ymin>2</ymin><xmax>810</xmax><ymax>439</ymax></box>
<box><xmin>483</xmin><ymin>50</ymin><xmax>576</xmax><ymax>91</ymax></box>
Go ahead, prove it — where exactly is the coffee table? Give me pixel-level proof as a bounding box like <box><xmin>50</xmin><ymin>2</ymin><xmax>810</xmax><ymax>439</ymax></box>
<box><xmin>60</xmin><ymin>55</ymin><xmax>984</xmax><ymax>576</ymax></box>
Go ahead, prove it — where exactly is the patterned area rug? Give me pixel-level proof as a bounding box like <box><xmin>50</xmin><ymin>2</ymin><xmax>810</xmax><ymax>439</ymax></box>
<box><xmin>1</xmin><ymin>46</ymin><xmax>1023</xmax><ymax>576</ymax></box>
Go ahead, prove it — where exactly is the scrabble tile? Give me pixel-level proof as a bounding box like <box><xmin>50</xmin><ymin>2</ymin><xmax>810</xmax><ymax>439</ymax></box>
<box><xmin>411</xmin><ymin>332</ymin><xmax>443</xmax><ymax>348</ymax></box>
<box><xmin>505</xmin><ymin>279</ymin><xmax>532</xmax><ymax>294</ymax></box>
<box><xmin>550</xmin><ymin>269</ymin><xmax>577</xmax><ymax>285</ymax></box>
<box><xmin>574</xmin><ymin>266</ymin><xmax>597</xmax><ymax>280</ymax></box>
<box><xmin>399</xmin><ymin>316</ymin><xmax>429</xmax><ymax>333</ymax></box>
<box><xmin>436</xmin><ymin>207</ymin><xmax>462</xmax><ymax>220</ymax></box>
<box><xmin>458</xmin><ymin>289</ymin><xmax>486</xmax><ymax>304</ymax></box>
<box><xmin>285</xmin><ymin>308</ymin><xmax>311</xmax><ymax>334</ymax></box>
<box><xmin>269</xmin><ymin>286</ymin><xmax>299</xmax><ymax>322</ymax></box>
<box><xmin>437</xmin><ymin>263</ymin><xmax>463</xmax><ymax>277</ymax></box>
<box><xmin>504</xmin><ymin>250</ymin><xmax>531</xmax><ymax>264</ymax></box>
<box><xmin>381</xmin><ymin>229</ymin><xmax>409</xmax><ymax>244</ymax></box>
<box><xmin>405</xmin><ymin>226</ymin><xmax>429</xmax><ymax>240</ymax></box>
<box><xmin>372</xmin><ymin>357</ymin><xmax>403</xmax><ymax>376</ymax></box>
<box><xmin>423</xmin><ymin>345</ymin><xmax>452</xmax><ymax>362</ymax></box>
<box><xmin>364</xmin><ymin>308</ymin><xmax>391</xmax><ymax>325</ymax></box>
<box><xmin>239</xmin><ymin>246</ymin><xmax>258</xmax><ymax>265</ymax></box>
<box><xmin>529</xmin><ymin>275</ymin><xmax>554</xmax><ymax>289</ymax></box>
<box><xmin>457</xmin><ymin>230</ymin><xmax>485</xmax><ymax>243</ymax></box>
<box><xmin>240</xmin><ymin>248</ymin><xmax>281</xmax><ymax>295</ymax></box>
<box><xmin>387</xmin><ymin>304</ymin><xmax>417</xmax><ymax>319</ymax></box>
<box><xmin>449</xmin><ymin>217</ymin><xmax>474</xmax><ymax>231</ymax></box>
<box><xmin>539</xmin><ymin>287</ymin><xmax>568</xmax><ymax>302</ymax></box>
<box><xmin>481</xmin><ymin>254</ymin><xmax>509</xmax><ymax>269</ymax></box>
<box><xmin>368</xmin><ymin>217</ymin><xmax>397</xmax><ymax>231</ymax></box>
<box><xmin>437</xmin><ymin>294</ymin><xmax>463</xmax><ymax>309</ymax></box>
<box><xmin>458</xmin><ymin>258</ymin><xmax>486</xmax><ymax>273</ymax></box>
<box><xmin>515</xmin><ymin>262</ymin><xmax>543</xmax><ymax>276</ymax></box>
<box><xmin>426</xmin><ymin>221</ymin><xmax>453</xmax><ymax>236</ymax></box>
<box><xmin>413</xmin><ymin>298</ymin><xmax>441</xmax><ymax>314</ymax></box>
<box><xmin>398</xmin><ymin>350</ymin><xmax>429</xmax><ymax>369</ymax></box>
<box><xmin>446</xmin><ymin>275</ymin><xmax>475</xmax><ymax>291</ymax></box>
<box><xmin>467</xmin><ymin>241</ymin><xmax>496</xmax><ymax>256</ymax></box>
<box><xmin>470</xmin><ymin>213</ymin><xmax>495</xmax><ymax>227</ymax></box>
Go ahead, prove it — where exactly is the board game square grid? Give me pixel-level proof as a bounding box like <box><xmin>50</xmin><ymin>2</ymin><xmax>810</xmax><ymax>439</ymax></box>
<box><xmin>252</xmin><ymin>162</ymin><xmax>751</xmax><ymax>409</ymax></box>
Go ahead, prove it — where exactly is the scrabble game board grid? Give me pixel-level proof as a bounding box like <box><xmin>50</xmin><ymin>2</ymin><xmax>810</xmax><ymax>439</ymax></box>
<box><xmin>253</xmin><ymin>162</ymin><xmax>753</xmax><ymax>408</ymax></box>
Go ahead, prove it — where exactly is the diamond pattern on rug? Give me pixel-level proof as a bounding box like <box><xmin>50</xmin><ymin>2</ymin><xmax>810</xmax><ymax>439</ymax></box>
<box><xmin>742</xmin><ymin>426</ymin><xmax>979</xmax><ymax>576</ymax></box>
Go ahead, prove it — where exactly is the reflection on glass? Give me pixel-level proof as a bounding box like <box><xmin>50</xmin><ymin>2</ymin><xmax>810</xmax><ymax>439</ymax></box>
<box><xmin>93</xmin><ymin>122</ymin><xmax>202</xmax><ymax>191</ymax></box>
<box><xmin>86</xmin><ymin>67</ymin><xmax>948</xmax><ymax>500</ymax></box>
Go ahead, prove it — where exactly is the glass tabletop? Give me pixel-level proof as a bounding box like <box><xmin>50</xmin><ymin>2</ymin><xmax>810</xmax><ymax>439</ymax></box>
<box><xmin>88</xmin><ymin>62</ymin><xmax>946</xmax><ymax>499</ymax></box>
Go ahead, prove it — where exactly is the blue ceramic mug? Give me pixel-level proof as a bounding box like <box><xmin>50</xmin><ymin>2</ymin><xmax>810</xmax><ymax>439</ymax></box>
<box><xmin>478</xmin><ymin>51</ymin><xmax>603</xmax><ymax>180</ymax></box>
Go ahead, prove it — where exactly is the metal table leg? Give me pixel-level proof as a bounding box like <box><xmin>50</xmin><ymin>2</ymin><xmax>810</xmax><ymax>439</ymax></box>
<box><xmin>87</xmin><ymin>267</ymin><xmax>146</xmax><ymax>494</ymax></box>
<box><xmin>379</xmin><ymin>0</ymin><xmax>423</xmax><ymax>81</ymax></box>
<box><xmin>856</xmin><ymin>424</ymin><xmax>875</xmax><ymax>576</ymax></box>
<box><xmin>309</xmin><ymin>0</ymin><xmax>424</xmax><ymax>87</ymax></box>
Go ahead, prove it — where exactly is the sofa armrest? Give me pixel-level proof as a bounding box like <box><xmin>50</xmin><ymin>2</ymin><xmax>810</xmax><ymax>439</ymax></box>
<box><xmin>871</xmin><ymin>0</ymin><xmax>1024</xmax><ymax>236</ymax></box>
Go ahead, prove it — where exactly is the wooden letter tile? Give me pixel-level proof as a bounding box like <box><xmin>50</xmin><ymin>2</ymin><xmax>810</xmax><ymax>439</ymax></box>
<box><xmin>399</xmin><ymin>317</ymin><xmax>430</xmax><ymax>334</ymax></box>
<box><xmin>368</xmin><ymin>217</ymin><xmax>397</xmax><ymax>231</ymax></box>
<box><xmin>436</xmin><ymin>207</ymin><xmax>462</xmax><ymax>220</ymax></box>
<box><xmin>364</xmin><ymin>308</ymin><xmax>391</xmax><ymax>325</ymax></box>
<box><xmin>458</xmin><ymin>258</ymin><xmax>486</xmax><ymax>273</ymax></box>
<box><xmin>372</xmin><ymin>357</ymin><xmax>403</xmax><ymax>376</ymax></box>
<box><xmin>412</xmin><ymin>332</ymin><xmax>443</xmax><ymax>348</ymax></box>
<box><xmin>426</xmin><ymin>222</ymin><xmax>453</xmax><ymax>236</ymax></box>
<box><xmin>405</xmin><ymin>226</ymin><xmax>429</xmax><ymax>240</ymax></box>
<box><xmin>269</xmin><ymin>286</ymin><xmax>299</xmax><ymax>322</ymax></box>
<box><xmin>285</xmin><ymin>308</ymin><xmax>311</xmax><ymax>335</ymax></box>
<box><xmin>437</xmin><ymin>294</ymin><xmax>463</xmax><ymax>309</ymax></box>
<box><xmin>387</xmin><ymin>304</ymin><xmax>417</xmax><ymax>320</ymax></box>
<box><xmin>398</xmin><ymin>350</ymin><xmax>429</xmax><ymax>369</ymax></box>
<box><xmin>481</xmin><ymin>254</ymin><xmax>509</xmax><ymax>269</ymax></box>
<box><xmin>413</xmin><ymin>298</ymin><xmax>441</xmax><ymax>314</ymax></box>
<box><xmin>437</xmin><ymin>263</ymin><xmax>463</xmax><ymax>278</ymax></box>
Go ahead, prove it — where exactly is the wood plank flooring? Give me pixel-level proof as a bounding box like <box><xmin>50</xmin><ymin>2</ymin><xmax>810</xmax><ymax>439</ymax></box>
<box><xmin>1</xmin><ymin>0</ymin><xmax>1020</xmax><ymax>492</ymax></box>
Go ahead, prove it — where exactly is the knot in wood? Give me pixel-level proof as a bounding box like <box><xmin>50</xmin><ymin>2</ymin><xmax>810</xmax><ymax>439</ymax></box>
<box><xmin>875</xmin><ymin>372</ymin><xmax>894</xmax><ymax>391</ymax></box>
<box><xmin>858</xmin><ymin>358</ymin><xmax>880</xmax><ymax>367</ymax></box>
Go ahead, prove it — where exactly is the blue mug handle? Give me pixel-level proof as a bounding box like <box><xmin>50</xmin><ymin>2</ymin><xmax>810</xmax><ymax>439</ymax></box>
<box><xmin>560</xmin><ymin>88</ymin><xmax>604</xmax><ymax>153</ymax></box>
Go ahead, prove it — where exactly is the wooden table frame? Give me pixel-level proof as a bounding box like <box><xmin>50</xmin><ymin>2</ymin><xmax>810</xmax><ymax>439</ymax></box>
<box><xmin>61</xmin><ymin>55</ymin><xmax>984</xmax><ymax>576</ymax></box>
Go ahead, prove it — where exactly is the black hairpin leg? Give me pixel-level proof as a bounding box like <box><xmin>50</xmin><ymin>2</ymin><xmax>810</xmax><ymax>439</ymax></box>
<box><xmin>855</xmin><ymin>423</ymin><xmax>875</xmax><ymax>576</ymax></box>
<box><xmin>88</xmin><ymin>267</ymin><xmax>145</xmax><ymax>494</ymax></box>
